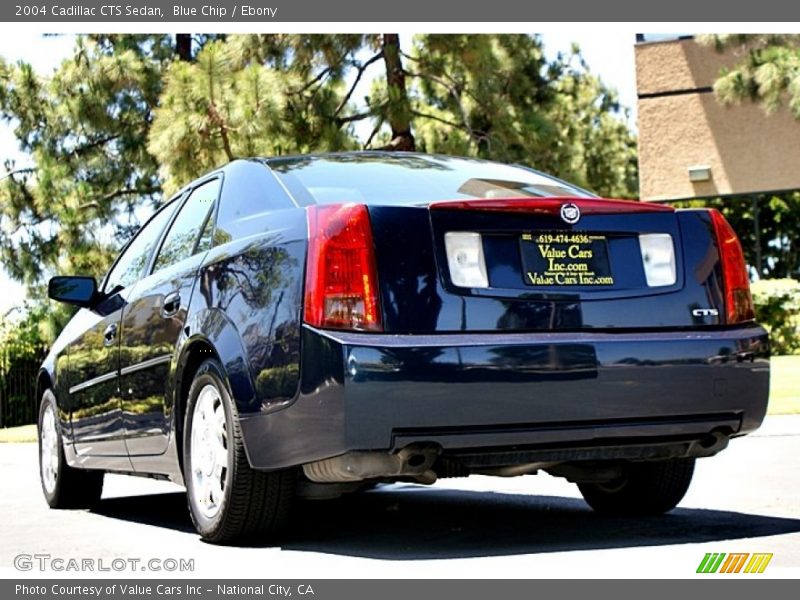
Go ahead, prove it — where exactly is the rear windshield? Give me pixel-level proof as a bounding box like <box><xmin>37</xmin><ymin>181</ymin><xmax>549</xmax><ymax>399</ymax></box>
<box><xmin>267</xmin><ymin>153</ymin><xmax>595</xmax><ymax>206</ymax></box>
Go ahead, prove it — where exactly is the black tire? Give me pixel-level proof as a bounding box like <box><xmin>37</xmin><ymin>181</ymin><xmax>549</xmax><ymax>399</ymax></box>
<box><xmin>38</xmin><ymin>389</ymin><xmax>104</xmax><ymax>509</ymax></box>
<box><xmin>183</xmin><ymin>359</ymin><xmax>295</xmax><ymax>544</ymax></box>
<box><xmin>578</xmin><ymin>458</ymin><xmax>695</xmax><ymax>516</ymax></box>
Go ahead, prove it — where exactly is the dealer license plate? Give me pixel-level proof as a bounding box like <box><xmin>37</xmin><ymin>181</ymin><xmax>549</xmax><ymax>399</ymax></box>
<box><xmin>520</xmin><ymin>232</ymin><xmax>614</xmax><ymax>286</ymax></box>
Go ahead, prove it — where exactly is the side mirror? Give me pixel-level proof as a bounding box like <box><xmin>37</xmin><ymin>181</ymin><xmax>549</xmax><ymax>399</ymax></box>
<box><xmin>48</xmin><ymin>276</ymin><xmax>98</xmax><ymax>308</ymax></box>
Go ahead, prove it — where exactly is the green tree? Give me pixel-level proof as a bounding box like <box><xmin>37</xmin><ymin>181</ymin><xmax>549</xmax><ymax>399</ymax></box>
<box><xmin>689</xmin><ymin>35</ymin><xmax>800</xmax><ymax>279</ymax></box>
<box><xmin>0</xmin><ymin>35</ymin><xmax>177</xmax><ymax>286</ymax></box>
<box><xmin>698</xmin><ymin>35</ymin><xmax>800</xmax><ymax>117</ymax></box>
<box><xmin>149</xmin><ymin>34</ymin><xmax>637</xmax><ymax>197</ymax></box>
<box><xmin>148</xmin><ymin>36</ymin><xmax>363</xmax><ymax>193</ymax></box>
<box><xmin>406</xmin><ymin>37</ymin><xmax>636</xmax><ymax>197</ymax></box>
<box><xmin>0</xmin><ymin>35</ymin><xmax>221</xmax><ymax>339</ymax></box>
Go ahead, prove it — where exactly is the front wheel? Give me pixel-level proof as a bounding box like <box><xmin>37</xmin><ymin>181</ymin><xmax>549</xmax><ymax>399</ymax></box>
<box><xmin>38</xmin><ymin>389</ymin><xmax>104</xmax><ymax>508</ymax></box>
<box><xmin>183</xmin><ymin>359</ymin><xmax>295</xmax><ymax>544</ymax></box>
<box><xmin>578</xmin><ymin>458</ymin><xmax>695</xmax><ymax>516</ymax></box>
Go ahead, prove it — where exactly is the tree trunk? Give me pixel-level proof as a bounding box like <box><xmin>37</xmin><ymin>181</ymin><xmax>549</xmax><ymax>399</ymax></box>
<box><xmin>380</xmin><ymin>34</ymin><xmax>415</xmax><ymax>151</ymax></box>
<box><xmin>176</xmin><ymin>34</ymin><xmax>192</xmax><ymax>61</ymax></box>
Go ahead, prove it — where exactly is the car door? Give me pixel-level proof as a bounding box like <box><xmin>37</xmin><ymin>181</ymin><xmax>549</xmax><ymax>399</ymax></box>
<box><xmin>118</xmin><ymin>177</ymin><xmax>221</xmax><ymax>456</ymax></box>
<box><xmin>69</xmin><ymin>201</ymin><xmax>179</xmax><ymax>456</ymax></box>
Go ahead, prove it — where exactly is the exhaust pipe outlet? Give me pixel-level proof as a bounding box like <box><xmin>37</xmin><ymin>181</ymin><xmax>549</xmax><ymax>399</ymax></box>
<box><xmin>693</xmin><ymin>430</ymin><xmax>730</xmax><ymax>457</ymax></box>
<box><xmin>303</xmin><ymin>444</ymin><xmax>440</xmax><ymax>484</ymax></box>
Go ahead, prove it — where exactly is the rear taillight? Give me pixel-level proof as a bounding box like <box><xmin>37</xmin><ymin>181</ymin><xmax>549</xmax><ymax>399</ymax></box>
<box><xmin>709</xmin><ymin>209</ymin><xmax>755</xmax><ymax>324</ymax></box>
<box><xmin>304</xmin><ymin>204</ymin><xmax>382</xmax><ymax>331</ymax></box>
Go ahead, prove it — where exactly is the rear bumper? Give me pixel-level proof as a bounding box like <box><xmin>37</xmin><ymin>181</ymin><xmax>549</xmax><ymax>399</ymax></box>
<box><xmin>239</xmin><ymin>325</ymin><xmax>770</xmax><ymax>470</ymax></box>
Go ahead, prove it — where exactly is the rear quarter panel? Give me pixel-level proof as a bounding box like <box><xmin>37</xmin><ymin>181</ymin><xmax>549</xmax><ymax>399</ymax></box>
<box><xmin>188</xmin><ymin>208</ymin><xmax>308</xmax><ymax>416</ymax></box>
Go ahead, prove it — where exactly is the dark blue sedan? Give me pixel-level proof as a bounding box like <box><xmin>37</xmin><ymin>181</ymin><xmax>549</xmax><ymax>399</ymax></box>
<box><xmin>37</xmin><ymin>152</ymin><xmax>769</xmax><ymax>543</ymax></box>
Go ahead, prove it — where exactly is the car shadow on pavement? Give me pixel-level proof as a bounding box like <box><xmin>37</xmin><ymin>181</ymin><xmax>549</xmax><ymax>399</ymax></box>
<box><xmin>91</xmin><ymin>483</ymin><xmax>800</xmax><ymax>558</ymax></box>
<box><xmin>93</xmin><ymin>491</ymin><xmax>196</xmax><ymax>534</ymax></box>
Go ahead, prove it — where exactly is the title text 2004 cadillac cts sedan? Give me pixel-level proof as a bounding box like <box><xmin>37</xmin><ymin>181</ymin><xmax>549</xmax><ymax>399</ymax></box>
<box><xmin>38</xmin><ymin>153</ymin><xmax>769</xmax><ymax>543</ymax></box>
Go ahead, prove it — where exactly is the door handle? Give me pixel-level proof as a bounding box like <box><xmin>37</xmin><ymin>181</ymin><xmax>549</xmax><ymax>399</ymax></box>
<box><xmin>103</xmin><ymin>323</ymin><xmax>118</xmax><ymax>347</ymax></box>
<box><xmin>161</xmin><ymin>291</ymin><xmax>181</xmax><ymax>318</ymax></box>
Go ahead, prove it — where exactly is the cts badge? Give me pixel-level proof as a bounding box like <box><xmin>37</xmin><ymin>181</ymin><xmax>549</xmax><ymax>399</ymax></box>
<box><xmin>560</xmin><ymin>203</ymin><xmax>581</xmax><ymax>224</ymax></box>
<box><xmin>692</xmin><ymin>308</ymin><xmax>719</xmax><ymax>317</ymax></box>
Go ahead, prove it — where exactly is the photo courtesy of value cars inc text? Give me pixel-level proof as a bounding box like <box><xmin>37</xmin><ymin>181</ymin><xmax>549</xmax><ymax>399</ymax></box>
<box><xmin>15</xmin><ymin>584</ymin><xmax>312</xmax><ymax>597</ymax></box>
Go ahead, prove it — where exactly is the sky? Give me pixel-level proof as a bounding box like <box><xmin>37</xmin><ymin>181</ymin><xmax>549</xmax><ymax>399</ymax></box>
<box><xmin>0</xmin><ymin>32</ymin><xmax>639</xmax><ymax>316</ymax></box>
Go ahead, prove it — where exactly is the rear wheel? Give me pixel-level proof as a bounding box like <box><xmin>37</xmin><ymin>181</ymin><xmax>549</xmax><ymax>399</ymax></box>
<box><xmin>183</xmin><ymin>359</ymin><xmax>295</xmax><ymax>544</ymax></box>
<box><xmin>578</xmin><ymin>458</ymin><xmax>695</xmax><ymax>516</ymax></box>
<box><xmin>38</xmin><ymin>389</ymin><xmax>104</xmax><ymax>509</ymax></box>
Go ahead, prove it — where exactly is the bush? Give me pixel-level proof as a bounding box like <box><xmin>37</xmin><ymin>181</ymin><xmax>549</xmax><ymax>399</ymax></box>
<box><xmin>751</xmin><ymin>278</ymin><xmax>800</xmax><ymax>355</ymax></box>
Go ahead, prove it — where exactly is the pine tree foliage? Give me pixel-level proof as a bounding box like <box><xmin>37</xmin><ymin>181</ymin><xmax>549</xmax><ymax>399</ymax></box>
<box><xmin>149</xmin><ymin>34</ymin><xmax>637</xmax><ymax>198</ymax></box>
<box><xmin>698</xmin><ymin>34</ymin><xmax>800</xmax><ymax>117</ymax></box>
<box><xmin>405</xmin><ymin>36</ymin><xmax>637</xmax><ymax>197</ymax></box>
<box><xmin>0</xmin><ymin>35</ymin><xmax>172</xmax><ymax>284</ymax></box>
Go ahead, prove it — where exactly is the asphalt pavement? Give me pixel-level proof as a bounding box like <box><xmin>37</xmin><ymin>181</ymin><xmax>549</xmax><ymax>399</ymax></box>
<box><xmin>2</xmin><ymin>415</ymin><xmax>799</xmax><ymax>578</ymax></box>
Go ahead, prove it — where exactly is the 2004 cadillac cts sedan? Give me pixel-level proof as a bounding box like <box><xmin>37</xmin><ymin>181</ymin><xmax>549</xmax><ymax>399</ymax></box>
<box><xmin>38</xmin><ymin>152</ymin><xmax>770</xmax><ymax>543</ymax></box>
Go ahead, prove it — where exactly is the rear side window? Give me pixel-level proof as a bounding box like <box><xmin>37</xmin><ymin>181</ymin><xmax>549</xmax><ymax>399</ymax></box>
<box><xmin>153</xmin><ymin>178</ymin><xmax>220</xmax><ymax>272</ymax></box>
<box><xmin>213</xmin><ymin>160</ymin><xmax>295</xmax><ymax>244</ymax></box>
<box><xmin>104</xmin><ymin>200</ymin><xmax>179</xmax><ymax>292</ymax></box>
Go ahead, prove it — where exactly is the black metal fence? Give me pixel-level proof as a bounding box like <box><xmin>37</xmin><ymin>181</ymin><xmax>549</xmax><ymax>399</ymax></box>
<box><xmin>0</xmin><ymin>343</ymin><xmax>48</xmax><ymax>428</ymax></box>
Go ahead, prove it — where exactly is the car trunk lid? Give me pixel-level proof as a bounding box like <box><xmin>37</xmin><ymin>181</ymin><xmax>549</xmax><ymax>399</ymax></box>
<box><xmin>366</xmin><ymin>199</ymin><xmax>731</xmax><ymax>332</ymax></box>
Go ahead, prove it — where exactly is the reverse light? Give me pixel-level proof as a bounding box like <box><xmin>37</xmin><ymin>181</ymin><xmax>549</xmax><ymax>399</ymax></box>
<box><xmin>709</xmin><ymin>209</ymin><xmax>755</xmax><ymax>324</ymax></box>
<box><xmin>444</xmin><ymin>232</ymin><xmax>489</xmax><ymax>288</ymax></box>
<box><xmin>304</xmin><ymin>204</ymin><xmax>382</xmax><ymax>331</ymax></box>
<box><xmin>639</xmin><ymin>233</ymin><xmax>677</xmax><ymax>287</ymax></box>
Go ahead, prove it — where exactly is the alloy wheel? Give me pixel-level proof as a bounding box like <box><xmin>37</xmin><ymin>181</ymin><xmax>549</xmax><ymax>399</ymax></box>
<box><xmin>190</xmin><ymin>384</ymin><xmax>229</xmax><ymax>519</ymax></box>
<box><xmin>40</xmin><ymin>404</ymin><xmax>59</xmax><ymax>494</ymax></box>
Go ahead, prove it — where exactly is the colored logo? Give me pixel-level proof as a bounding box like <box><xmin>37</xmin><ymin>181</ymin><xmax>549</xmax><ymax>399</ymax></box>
<box><xmin>560</xmin><ymin>203</ymin><xmax>581</xmax><ymax>224</ymax></box>
<box><xmin>696</xmin><ymin>553</ymin><xmax>773</xmax><ymax>574</ymax></box>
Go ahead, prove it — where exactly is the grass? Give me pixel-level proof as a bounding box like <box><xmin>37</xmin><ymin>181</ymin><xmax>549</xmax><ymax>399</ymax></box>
<box><xmin>769</xmin><ymin>355</ymin><xmax>800</xmax><ymax>415</ymax></box>
<box><xmin>0</xmin><ymin>356</ymin><xmax>797</xmax><ymax>443</ymax></box>
<box><xmin>0</xmin><ymin>423</ymin><xmax>36</xmax><ymax>443</ymax></box>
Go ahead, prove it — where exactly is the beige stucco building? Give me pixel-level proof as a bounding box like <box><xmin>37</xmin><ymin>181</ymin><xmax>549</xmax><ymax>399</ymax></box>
<box><xmin>635</xmin><ymin>37</ymin><xmax>800</xmax><ymax>201</ymax></box>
